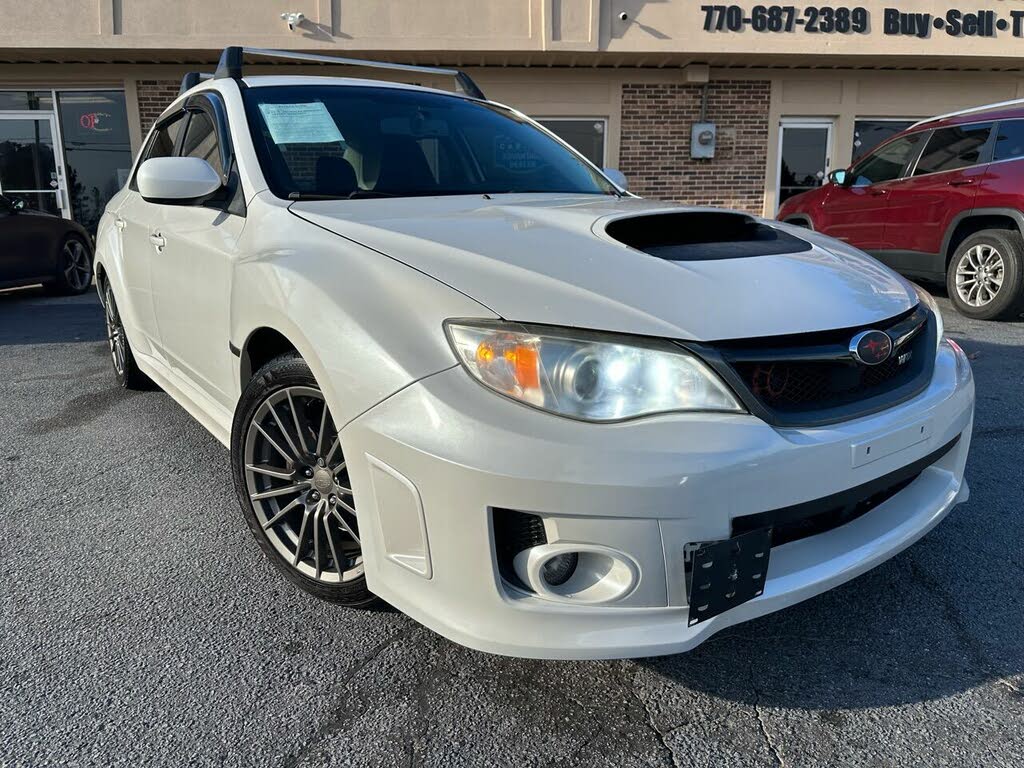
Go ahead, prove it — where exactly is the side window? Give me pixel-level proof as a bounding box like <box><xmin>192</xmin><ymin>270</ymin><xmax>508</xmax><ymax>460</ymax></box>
<box><xmin>849</xmin><ymin>134</ymin><xmax>922</xmax><ymax>187</ymax></box>
<box><xmin>993</xmin><ymin>120</ymin><xmax>1024</xmax><ymax>162</ymax></box>
<box><xmin>914</xmin><ymin>123</ymin><xmax>993</xmax><ymax>176</ymax></box>
<box><xmin>144</xmin><ymin>114</ymin><xmax>186</xmax><ymax>162</ymax></box>
<box><xmin>129</xmin><ymin>112</ymin><xmax>186</xmax><ymax>191</ymax></box>
<box><xmin>180</xmin><ymin>110</ymin><xmax>223</xmax><ymax>177</ymax></box>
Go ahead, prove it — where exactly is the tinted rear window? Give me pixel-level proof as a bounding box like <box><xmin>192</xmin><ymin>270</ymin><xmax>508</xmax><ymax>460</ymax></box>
<box><xmin>914</xmin><ymin>124</ymin><xmax>992</xmax><ymax>176</ymax></box>
<box><xmin>993</xmin><ymin>120</ymin><xmax>1024</xmax><ymax>162</ymax></box>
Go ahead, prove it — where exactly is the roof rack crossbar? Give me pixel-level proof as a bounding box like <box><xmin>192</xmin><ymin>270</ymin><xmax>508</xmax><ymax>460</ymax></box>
<box><xmin>212</xmin><ymin>46</ymin><xmax>486</xmax><ymax>100</ymax></box>
<box><xmin>911</xmin><ymin>97</ymin><xmax>1024</xmax><ymax>128</ymax></box>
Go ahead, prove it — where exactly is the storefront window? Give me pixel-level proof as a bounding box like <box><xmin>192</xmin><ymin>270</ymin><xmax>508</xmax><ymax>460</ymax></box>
<box><xmin>0</xmin><ymin>91</ymin><xmax>54</xmax><ymax>111</ymax></box>
<box><xmin>852</xmin><ymin>120</ymin><xmax>915</xmax><ymax>161</ymax></box>
<box><xmin>56</xmin><ymin>91</ymin><xmax>133</xmax><ymax>233</ymax></box>
<box><xmin>537</xmin><ymin>119</ymin><xmax>606</xmax><ymax>167</ymax></box>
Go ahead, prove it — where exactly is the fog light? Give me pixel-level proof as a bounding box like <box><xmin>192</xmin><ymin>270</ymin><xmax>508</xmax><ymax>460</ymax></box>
<box><xmin>513</xmin><ymin>543</ymin><xmax>639</xmax><ymax>604</ymax></box>
<box><xmin>542</xmin><ymin>552</ymin><xmax>578</xmax><ymax>586</ymax></box>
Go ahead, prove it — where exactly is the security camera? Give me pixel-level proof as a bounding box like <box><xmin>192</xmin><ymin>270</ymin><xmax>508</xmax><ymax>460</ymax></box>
<box><xmin>280</xmin><ymin>11</ymin><xmax>305</xmax><ymax>31</ymax></box>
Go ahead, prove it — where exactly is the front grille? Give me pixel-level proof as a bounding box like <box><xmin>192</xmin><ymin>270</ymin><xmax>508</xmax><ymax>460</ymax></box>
<box><xmin>688</xmin><ymin>305</ymin><xmax>937</xmax><ymax>428</ymax></box>
<box><xmin>732</xmin><ymin>434</ymin><xmax>959</xmax><ymax>547</ymax></box>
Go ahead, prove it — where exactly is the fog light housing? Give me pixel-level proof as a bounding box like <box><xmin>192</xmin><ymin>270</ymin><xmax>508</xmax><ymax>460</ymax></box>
<box><xmin>513</xmin><ymin>543</ymin><xmax>639</xmax><ymax>604</ymax></box>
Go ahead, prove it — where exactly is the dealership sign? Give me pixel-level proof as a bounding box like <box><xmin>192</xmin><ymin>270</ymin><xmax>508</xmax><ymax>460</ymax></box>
<box><xmin>700</xmin><ymin>5</ymin><xmax>1021</xmax><ymax>37</ymax></box>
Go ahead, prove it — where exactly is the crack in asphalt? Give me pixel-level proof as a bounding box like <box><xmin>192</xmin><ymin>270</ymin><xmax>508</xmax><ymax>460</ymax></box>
<box><xmin>281</xmin><ymin>623</ymin><xmax>418</xmax><ymax>768</ymax></box>
<box><xmin>748</xmin><ymin>661</ymin><xmax>786</xmax><ymax>767</ymax></box>
<box><xmin>618</xmin><ymin>661</ymin><xmax>681</xmax><ymax>768</ymax></box>
<box><xmin>404</xmin><ymin>656</ymin><xmax>436</xmax><ymax>768</ymax></box>
<box><xmin>972</xmin><ymin>425</ymin><xmax>1024</xmax><ymax>441</ymax></box>
<box><xmin>906</xmin><ymin>552</ymin><xmax>994</xmax><ymax>677</ymax></box>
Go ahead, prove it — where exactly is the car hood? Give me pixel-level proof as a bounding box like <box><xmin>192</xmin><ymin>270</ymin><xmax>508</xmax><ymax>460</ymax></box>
<box><xmin>290</xmin><ymin>194</ymin><xmax>916</xmax><ymax>342</ymax></box>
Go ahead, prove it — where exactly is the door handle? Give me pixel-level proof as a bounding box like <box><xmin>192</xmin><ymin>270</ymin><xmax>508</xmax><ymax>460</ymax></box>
<box><xmin>948</xmin><ymin>179</ymin><xmax>975</xmax><ymax>187</ymax></box>
<box><xmin>869</xmin><ymin>189</ymin><xmax>888</xmax><ymax>197</ymax></box>
<box><xmin>149</xmin><ymin>232</ymin><xmax>166</xmax><ymax>250</ymax></box>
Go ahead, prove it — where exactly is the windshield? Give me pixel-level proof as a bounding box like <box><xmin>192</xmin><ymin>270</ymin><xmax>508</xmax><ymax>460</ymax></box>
<box><xmin>242</xmin><ymin>85</ymin><xmax>616</xmax><ymax>199</ymax></box>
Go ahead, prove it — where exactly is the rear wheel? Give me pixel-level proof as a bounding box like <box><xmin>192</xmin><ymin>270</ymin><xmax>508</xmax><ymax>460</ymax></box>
<box><xmin>103</xmin><ymin>282</ymin><xmax>151</xmax><ymax>390</ymax></box>
<box><xmin>49</xmin><ymin>234</ymin><xmax>93</xmax><ymax>295</ymax></box>
<box><xmin>947</xmin><ymin>230</ymin><xmax>1024</xmax><ymax>321</ymax></box>
<box><xmin>231</xmin><ymin>354</ymin><xmax>377</xmax><ymax>607</ymax></box>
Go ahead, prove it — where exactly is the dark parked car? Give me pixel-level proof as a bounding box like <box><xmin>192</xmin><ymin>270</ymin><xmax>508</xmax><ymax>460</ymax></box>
<box><xmin>0</xmin><ymin>194</ymin><xmax>93</xmax><ymax>295</ymax></box>
<box><xmin>778</xmin><ymin>100</ymin><xmax>1024</xmax><ymax>320</ymax></box>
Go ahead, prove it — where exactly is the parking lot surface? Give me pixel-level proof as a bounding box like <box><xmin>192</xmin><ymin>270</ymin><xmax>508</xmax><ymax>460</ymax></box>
<box><xmin>1</xmin><ymin>287</ymin><xmax>1022</xmax><ymax>767</ymax></box>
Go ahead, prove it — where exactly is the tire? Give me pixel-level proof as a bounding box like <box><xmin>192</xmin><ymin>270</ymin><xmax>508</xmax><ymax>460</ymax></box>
<box><xmin>102</xmin><ymin>281</ymin><xmax>151</xmax><ymax>390</ymax></box>
<box><xmin>231</xmin><ymin>354</ymin><xmax>378</xmax><ymax>607</ymax></box>
<box><xmin>946</xmin><ymin>230</ymin><xmax>1024</xmax><ymax>321</ymax></box>
<box><xmin>48</xmin><ymin>234</ymin><xmax>94</xmax><ymax>296</ymax></box>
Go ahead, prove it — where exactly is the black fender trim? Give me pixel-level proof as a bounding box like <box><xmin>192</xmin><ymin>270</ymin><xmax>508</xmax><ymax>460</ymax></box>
<box><xmin>940</xmin><ymin>207</ymin><xmax>1024</xmax><ymax>266</ymax></box>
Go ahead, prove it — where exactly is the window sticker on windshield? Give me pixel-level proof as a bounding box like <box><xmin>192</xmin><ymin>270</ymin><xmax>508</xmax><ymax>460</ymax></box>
<box><xmin>494</xmin><ymin>135</ymin><xmax>542</xmax><ymax>173</ymax></box>
<box><xmin>257</xmin><ymin>102</ymin><xmax>344</xmax><ymax>145</ymax></box>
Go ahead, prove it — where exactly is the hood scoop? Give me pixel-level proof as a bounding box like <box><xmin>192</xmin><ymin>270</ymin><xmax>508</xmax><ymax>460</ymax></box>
<box><xmin>605</xmin><ymin>211</ymin><xmax>812</xmax><ymax>262</ymax></box>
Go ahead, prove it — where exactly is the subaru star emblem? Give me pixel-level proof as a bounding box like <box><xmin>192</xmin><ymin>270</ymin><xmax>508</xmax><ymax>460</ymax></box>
<box><xmin>849</xmin><ymin>330</ymin><xmax>893</xmax><ymax>366</ymax></box>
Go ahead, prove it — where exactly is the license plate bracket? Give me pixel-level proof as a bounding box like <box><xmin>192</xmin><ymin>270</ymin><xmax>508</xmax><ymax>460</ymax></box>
<box><xmin>687</xmin><ymin>528</ymin><xmax>772</xmax><ymax>627</ymax></box>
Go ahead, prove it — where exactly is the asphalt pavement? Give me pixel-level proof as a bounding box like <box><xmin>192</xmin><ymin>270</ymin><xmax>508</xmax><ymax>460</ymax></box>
<box><xmin>1</xmin><ymin>286</ymin><xmax>1022</xmax><ymax>767</ymax></box>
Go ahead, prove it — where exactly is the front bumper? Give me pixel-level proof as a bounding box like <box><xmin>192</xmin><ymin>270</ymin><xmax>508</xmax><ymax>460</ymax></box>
<box><xmin>340</xmin><ymin>340</ymin><xmax>974</xmax><ymax>659</ymax></box>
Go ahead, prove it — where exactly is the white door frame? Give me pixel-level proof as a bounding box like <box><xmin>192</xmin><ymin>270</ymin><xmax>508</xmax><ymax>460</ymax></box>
<box><xmin>775</xmin><ymin>118</ymin><xmax>835</xmax><ymax>214</ymax></box>
<box><xmin>0</xmin><ymin>110</ymin><xmax>70</xmax><ymax>218</ymax></box>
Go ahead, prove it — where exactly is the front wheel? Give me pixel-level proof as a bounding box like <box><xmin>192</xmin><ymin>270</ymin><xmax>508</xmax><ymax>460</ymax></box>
<box><xmin>947</xmin><ymin>230</ymin><xmax>1024</xmax><ymax>321</ymax></box>
<box><xmin>231</xmin><ymin>354</ymin><xmax>377</xmax><ymax>607</ymax></box>
<box><xmin>103</xmin><ymin>282</ymin><xmax>151</xmax><ymax>390</ymax></box>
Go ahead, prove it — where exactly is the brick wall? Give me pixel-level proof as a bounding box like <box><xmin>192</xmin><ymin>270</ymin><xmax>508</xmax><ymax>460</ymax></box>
<box><xmin>618</xmin><ymin>81</ymin><xmax>771</xmax><ymax>214</ymax></box>
<box><xmin>137</xmin><ymin>79</ymin><xmax>182</xmax><ymax>134</ymax></box>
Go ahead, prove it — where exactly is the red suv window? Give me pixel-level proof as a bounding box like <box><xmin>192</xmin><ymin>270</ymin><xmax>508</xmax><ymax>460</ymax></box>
<box><xmin>993</xmin><ymin>120</ymin><xmax>1024</xmax><ymax>162</ymax></box>
<box><xmin>848</xmin><ymin>134</ymin><xmax>922</xmax><ymax>187</ymax></box>
<box><xmin>913</xmin><ymin>123</ymin><xmax>992</xmax><ymax>176</ymax></box>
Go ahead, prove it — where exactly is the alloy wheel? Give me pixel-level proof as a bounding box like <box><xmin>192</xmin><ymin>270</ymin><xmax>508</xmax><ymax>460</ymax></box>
<box><xmin>955</xmin><ymin>244</ymin><xmax>1004</xmax><ymax>307</ymax></box>
<box><xmin>104</xmin><ymin>289</ymin><xmax>127</xmax><ymax>376</ymax></box>
<box><xmin>63</xmin><ymin>240</ymin><xmax>92</xmax><ymax>291</ymax></box>
<box><xmin>243</xmin><ymin>386</ymin><xmax>362</xmax><ymax>583</ymax></box>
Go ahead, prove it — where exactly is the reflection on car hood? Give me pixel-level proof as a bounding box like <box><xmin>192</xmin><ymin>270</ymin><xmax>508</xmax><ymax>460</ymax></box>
<box><xmin>290</xmin><ymin>194</ymin><xmax>916</xmax><ymax>341</ymax></box>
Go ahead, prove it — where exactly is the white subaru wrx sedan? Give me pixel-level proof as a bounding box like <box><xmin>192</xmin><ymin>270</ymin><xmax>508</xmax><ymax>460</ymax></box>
<box><xmin>94</xmin><ymin>48</ymin><xmax>974</xmax><ymax>660</ymax></box>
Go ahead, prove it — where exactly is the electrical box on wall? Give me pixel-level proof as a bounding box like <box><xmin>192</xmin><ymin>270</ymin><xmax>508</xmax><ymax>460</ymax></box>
<box><xmin>691</xmin><ymin>122</ymin><xmax>717</xmax><ymax>159</ymax></box>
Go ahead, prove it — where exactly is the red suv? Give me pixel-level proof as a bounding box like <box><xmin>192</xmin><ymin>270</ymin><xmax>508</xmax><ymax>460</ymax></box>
<box><xmin>778</xmin><ymin>103</ymin><xmax>1024</xmax><ymax>320</ymax></box>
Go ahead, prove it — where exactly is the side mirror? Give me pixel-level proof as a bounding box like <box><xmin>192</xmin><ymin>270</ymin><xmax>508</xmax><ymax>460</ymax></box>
<box><xmin>137</xmin><ymin>157</ymin><xmax>222</xmax><ymax>204</ymax></box>
<box><xmin>7</xmin><ymin>196</ymin><xmax>26</xmax><ymax>212</ymax></box>
<box><xmin>603</xmin><ymin>168</ymin><xmax>628</xmax><ymax>192</ymax></box>
<box><xmin>828</xmin><ymin>169</ymin><xmax>849</xmax><ymax>186</ymax></box>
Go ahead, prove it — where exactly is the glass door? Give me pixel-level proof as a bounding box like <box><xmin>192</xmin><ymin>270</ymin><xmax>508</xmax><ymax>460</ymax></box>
<box><xmin>0</xmin><ymin>112</ymin><xmax>69</xmax><ymax>218</ymax></box>
<box><xmin>777</xmin><ymin>120</ymin><xmax>834</xmax><ymax>211</ymax></box>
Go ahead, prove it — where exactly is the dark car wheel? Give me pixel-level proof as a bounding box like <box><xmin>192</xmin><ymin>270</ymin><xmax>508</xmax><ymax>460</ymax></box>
<box><xmin>103</xmin><ymin>282</ymin><xmax>151</xmax><ymax>390</ymax></box>
<box><xmin>231</xmin><ymin>353</ymin><xmax>378</xmax><ymax>607</ymax></box>
<box><xmin>947</xmin><ymin>230</ymin><xmax>1024</xmax><ymax>321</ymax></box>
<box><xmin>49</xmin><ymin>234</ymin><xmax>94</xmax><ymax>295</ymax></box>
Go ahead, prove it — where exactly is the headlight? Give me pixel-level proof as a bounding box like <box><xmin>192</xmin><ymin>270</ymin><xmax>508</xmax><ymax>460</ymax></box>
<box><xmin>445</xmin><ymin>320</ymin><xmax>744</xmax><ymax>422</ymax></box>
<box><xmin>911</xmin><ymin>283</ymin><xmax>944</xmax><ymax>350</ymax></box>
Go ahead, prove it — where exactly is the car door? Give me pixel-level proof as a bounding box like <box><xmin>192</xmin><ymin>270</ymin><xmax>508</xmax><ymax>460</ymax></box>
<box><xmin>149</xmin><ymin>94</ymin><xmax>244</xmax><ymax>410</ymax></box>
<box><xmin>817</xmin><ymin>132</ymin><xmax>925</xmax><ymax>251</ymax></box>
<box><xmin>881</xmin><ymin>122</ymin><xmax>993</xmax><ymax>275</ymax></box>
<box><xmin>116</xmin><ymin>112</ymin><xmax>187</xmax><ymax>360</ymax></box>
<box><xmin>0</xmin><ymin>196</ymin><xmax>44</xmax><ymax>284</ymax></box>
